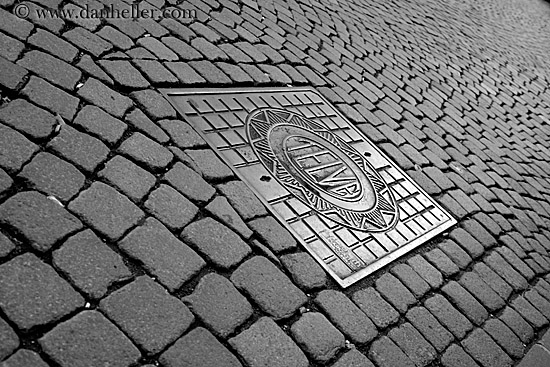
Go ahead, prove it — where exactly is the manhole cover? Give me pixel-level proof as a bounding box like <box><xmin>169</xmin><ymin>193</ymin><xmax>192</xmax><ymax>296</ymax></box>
<box><xmin>162</xmin><ymin>87</ymin><xmax>456</xmax><ymax>287</ymax></box>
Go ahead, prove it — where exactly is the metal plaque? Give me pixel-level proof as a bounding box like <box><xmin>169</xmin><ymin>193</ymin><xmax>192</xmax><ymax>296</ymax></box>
<box><xmin>162</xmin><ymin>87</ymin><xmax>456</xmax><ymax>287</ymax></box>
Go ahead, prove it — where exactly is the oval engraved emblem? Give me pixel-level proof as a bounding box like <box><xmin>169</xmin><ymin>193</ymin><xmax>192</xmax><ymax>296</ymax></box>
<box><xmin>246</xmin><ymin>108</ymin><xmax>399</xmax><ymax>232</ymax></box>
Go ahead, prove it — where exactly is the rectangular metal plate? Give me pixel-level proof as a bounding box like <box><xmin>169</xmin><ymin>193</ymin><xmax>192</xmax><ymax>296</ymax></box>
<box><xmin>162</xmin><ymin>87</ymin><xmax>456</xmax><ymax>287</ymax></box>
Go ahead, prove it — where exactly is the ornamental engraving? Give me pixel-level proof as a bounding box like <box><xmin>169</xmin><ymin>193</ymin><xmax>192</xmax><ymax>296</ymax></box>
<box><xmin>246</xmin><ymin>108</ymin><xmax>399</xmax><ymax>232</ymax></box>
<box><xmin>162</xmin><ymin>87</ymin><xmax>457</xmax><ymax>288</ymax></box>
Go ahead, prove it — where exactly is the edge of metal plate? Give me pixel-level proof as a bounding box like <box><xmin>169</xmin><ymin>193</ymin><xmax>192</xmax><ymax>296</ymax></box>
<box><xmin>161</xmin><ymin>87</ymin><xmax>457</xmax><ymax>288</ymax></box>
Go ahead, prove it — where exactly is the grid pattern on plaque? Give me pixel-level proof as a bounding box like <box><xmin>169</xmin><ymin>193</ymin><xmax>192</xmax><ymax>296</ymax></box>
<box><xmin>175</xmin><ymin>90</ymin><xmax>453</xmax><ymax>279</ymax></box>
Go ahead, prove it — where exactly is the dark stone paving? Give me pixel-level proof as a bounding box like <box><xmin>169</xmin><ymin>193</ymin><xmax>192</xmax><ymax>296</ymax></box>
<box><xmin>2</xmin><ymin>0</ymin><xmax>550</xmax><ymax>365</ymax></box>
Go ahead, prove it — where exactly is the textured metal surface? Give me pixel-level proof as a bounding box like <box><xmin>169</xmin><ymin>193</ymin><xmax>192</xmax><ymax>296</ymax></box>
<box><xmin>162</xmin><ymin>87</ymin><xmax>457</xmax><ymax>287</ymax></box>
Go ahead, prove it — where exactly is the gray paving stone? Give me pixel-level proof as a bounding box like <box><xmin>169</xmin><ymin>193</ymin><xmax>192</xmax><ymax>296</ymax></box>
<box><xmin>0</xmin><ymin>232</ymin><xmax>15</xmax><ymax>259</ymax></box>
<box><xmin>76</xmin><ymin>54</ymin><xmax>113</xmax><ymax>85</ymax></box>
<box><xmin>48</xmin><ymin>125</ymin><xmax>109</xmax><ymax>173</ymax></box>
<box><xmin>162</xmin><ymin>36</ymin><xmax>202</xmax><ymax>60</ymax></box>
<box><xmin>0</xmin><ymin>8</ymin><xmax>33</xmax><ymax>40</ymax></box>
<box><xmin>463</xmin><ymin>219</ymin><xmax>498</xmax><ymax>249</ymax></box>
<box><xmin>352</xmin><ymin>287</ymin><xmax>399</xmax><ymax>329</ymax></box>
<box><xmin>97</xmin><ymin>25</ymin><xmax>134</xmax><ymax>50</ymax></box>
<box><xmin>231</xmin><ymin>256</ymin><xmax>307</xmax><ymax>319</ymax></box>
<box><xmin>99</xmin><ymin>155</ymin><xmax>156</xmax><ymax>201</ymax></box>
<box><xmin>369</xmin><ymin>336</ymin><xmax>415</xmax><ymax>367</ymax></box>
<box><xmin>405</xmin><ymin>306</ymin><xmax>454</xmax><ymax>353</ymax></box>
<box><xmin>0</xmin><ymin>349</ymin><xmax>49</xmax><ymax>367</ymax></box>
<box><xmin>119</xmin><ymin>218</ymin><xmax>205</xmax><ymax>291</ymax></box>
<box><xmin>450</xmin><ymin>228</ymin><xmax>484</xmax><ymax>259</ymax></box>
<box><xmin>53</xmin><ymin>230</ymin><xmax>132</xmax><ymax>299</ymax></box>
<box><xmin>332</xmin><ymin>349</ymin><xmax>375</xmax><ymax>367</ymax></box>
<box><xmin>442</xmin><ymin>281</ymin><xmax>488</xmax><ymax>326</ymax></box>
<box><xmin>119</xmin><ymin>132</ymin><xmax>173</xmax><ymax>170</ymax></box>
<box><xmin>134</xmin><ymin>59</ymin><xmax>179</xmax><ymax>84</ymax></box>
<box><xmin>0</xmin><ymin>56</ymin><xmax>27</xmax><ymax>90</ymax></box>
<box><xmin>165</xmin><ymin>162</ymin><xmax>216</xmax><ymax>204</ymax></box>
<box><xmin>185</xmin><ymin>149</ymin><xmax>234</xmax><ymax>181</ymax></box>
<box><xmin>0</xmin><ymin>316</ymin><xmax>19</xmax><ymax>360</ymax></box>
<box><xmin>390</xmin><ymin>263</ymin><xmax>431</xmax><ymax>298</ymax></box>
<box><xmin>496</xmin><ymin>246</ymin><xmax>535</xmax><ymax>280</ymax></box>
<box><xmin>18</xmin><ymin>152</ymin><xmax>85</xmax><ymax>202</ymax></box>
<box><xmin>499</xmin><ymin>306</ymin><xmax>534</xmax><ymax>344</ymax></box>
<box><xmin>441</xmin><ymin>344</ymin><xmax>480</xmax><ymax>367</ymax></box>
<box><xmin>205</xmin><ymin>196</ymin><xmax>253</xmax><ymax>239</ymax></box>
<box><xmin>159</xmin><ymin>119</ymin><xmax>206</xmax><ymax>149</ymax></box>
<box><xmin>18</xmin><ymin>50</ymin><xmax>81</xmax><ymax>90</ymax></box>
<box><xmin>375</xmin><ymin>273</ymin><xmax>416</xmax><ymax>313</ymax></box>
<box><xmin>459</xmin><ymin>272</ymin><xmax>505</xmax><ymax>312</ymax></box>
<box><xmin>483</xmin><ymin>318</ymin><xmax>524</xmax><ymax>359</ymax></box>
<box><xmin>248</xmin><ymin>216</ymin><xmax>297</xmax><ymax>253</ymax></box>
<box><xmin>425</xmin><ymin>294</ymin><xmax>473</xmax><ymax>339</ymax></box>
<box><xmin>517</xmin><ymin>345</ymin><xmax>550</xmax><ymax>367</ymax></box>
<box><xmin>291</xmin><ymin>312</ymin><xmax>345</xmax><ymax>362</ymax></box>
<box><xmin>138</xmin><ymin>37</ymin><xmax>178</xmax><ymax>60</ymax></box>
<box><xmin>0</xmin><ymin>191</ymin><xmax>82</xmax><ymax>252</ymax></box>
<box><xmin>166</xmin><ymin>61</ymin><xmax>207</xmax><ymax>84</ymax></box>
<box><xmin>77</xmin><ymin>78</ymin><xmax>133</xmax><ymax>118</ymax></box>
<box><xmin>440</xmin><ymin>239</ymin><xmax>473</xmax><ymax>269</ymax></box>
<box><xmin>64</xmin><ymin>27</ymin><xmax>113</xmax><ymax>57</ymax></box>
<box><xmin>0</xmin><ymin>32</ymin><xmax>24</xmax><ymax>61</ymax></box>
<box><xmin>125</xmin><ymin>108</ymin><xmax>169</xmax><ymax>144</ymax></box>
<box><xmin>0</xmin><ymin>124</ymin><xmax>37</xmax><ymax>173</ymax></box>
<box><xmin>408</xmin><ymin>254</ymin><xmax>443</xmax><ymax>289</ymax></box>
<box><xmin>99</xmin><ymin>60</ymin><xmax>149</xmax><ymax>89</ymax></box>
<box><xmin>472</xmin><ymin>263</ymin><xmax>513</xmax><ymax>300</ymax></box>
<box><xmin>161</xmin><ymin>327</ymin><xmax>242</xmax><ymax>367</ymax></box>
<box><xmin>0</xmin><ymin>253</ymin><xmax>84</xmax><ymax>331</ymax></box>
<box><xmin>39</xmin><ymin>311</ymin><xmax>140</xmax><ymax>367</ymax></box>
<box><xmin>184</xmin><ymin>273</ymin><xmax>253</xmax><ymax>337</ymax></box>
<box><xmin>229</xmin><ymin>317</ymin><xmax>308</xmax><ymax>367</ymax></box>
<box><xmin>217</xmin><ymin>181</ymin><xmax>268</xmax><ymax>220</ymax></box>
<box><xmin>315</xmin><ymin>290</ymin><xmax>377</xmax><ymax>344</ymax></box>
<box><xmin>389</xmin><ymin>322</ymin><xmax>437</xmax><ymax>367</ymax></box>
<box><xmin>281</xmin><ymin>252</ymin><xmax>328</xmax><ymax>290</ymax></box>
<box><xmin>182</xmin><ymin>217</ymin><xmax>250</xmax><ymax>269</ymax></box>
<box><xmin>131</xmin><ymin>89</ymin><xmax>176</xmax><ymax>120</ymax></box>
<box><xmin>462</xmin><ymin>329</ymin><xmax>512</xmax><ymax>367</ymax></box>
<box><xmin>73</xmin><ymin>105</ymin><xmax>127</xmax><ymax>145</ymax></box>
<box><xmin>100</xmin><ymin>276</ymin><xmax>193</xmax><ymax>354</ymax></box>
<box><xmin>485</xmin><ymin>252</ymin><xmax>528</xmax><ymax>291</ymax></box>
<box><xmin>145</xmin><ymin>184</ymin><xmax>198</xmax><ymax>231</ymax></box>
<box><xmin>511</xmin><ymin>296</ymin><xmax>548</xmax><ymax>329</ymax></box>
<box><xmin>425</xmin><ymin>248</ymin><xmax>460</xmax><ymax>277</ymax></box>
<box><xmin>69</xmin><ymin>182</ymin><xmax>143</xmax><ymax>240</ymax></box>
<box><xmin>22</xmin><ymin>76</ymin><xmax>79</xmax><ymax>121</ymax></box>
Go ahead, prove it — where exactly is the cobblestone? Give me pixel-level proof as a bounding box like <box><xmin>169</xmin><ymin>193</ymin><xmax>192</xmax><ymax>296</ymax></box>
<box><xmin>22</xmin><ymin>77</ymin><xmax>79</xmax><ymax>121</ymax></box>
<box><xmin>499</xmin><ymin>306</ymin><xmax>535</xmax><ymax>344</ymax></box>
<box><xmin>1</xmin><ymin>349</ymin><xmax>49</xmax><ymax>367</ymax></box>
<box><xmin>0</xmin><ymin>98</ymin><xmax>57</xmax><ymax>140</ymax></box>
<box><xmin>229</xmin><ymin>317</ymin><xmax>308</xmax><ymax>367</ymax></box>
<box><xmin>69</xmin><ymin>182</ymin><xmax>143</xmax><ymax>240</ymax></box>
<box><xmin>39</xmin><ymin>311</ymin><xmax>140</xmax><ymax>367</ymax></box>
<box><xmin>73</xmin><ymin>105</ymin><xmax>127</xmax><ymax>145</ymax></box>
<box><xmin>145</xmin><ymin>184</ymin><xmax>198</xmax><ymax>230</ymax></box>
<box><xmin>425</xmin><ymin>294</ymin><xmax>473</xmax><ymax>339</ymax></box>
<box><xmin>185</xmin><ymin>149</ymin><xmax>234</xmax><ymax>181</ymax></box>
<box><xmin>161</xmin><ymin>327</ymin><xmax>242</xmax><ymax>367</ymax></box>
<box><xmin>0</xmin><ymin>253</ymin><xmax>84</xmax><ymax>331</ymax></box>
<box><xmin>0</xmin><ymin>125</ymin><xmax>37</xmax><ymax>173</ymax></box>
<box><xmin>291</xmin><ymin>312</ymin><xmax>345</xmax><ymax>362</ymax></box>
<box><xmin>459</xmin><ymin>272</ymin><xmax>505</xmax><ymax>312</ymax></box>
<box><xmin>352</xmin><ymin>287</ymin><xmax>399</xmax><ymax>329</ymax></box>
<box><xmin>0</xmin><ymin>316</ymin><xmax>19</xmax><ymax>360</ymax></box>
<box><xmin>100</xmin><ymin>276</ymin><xmax>193</xmax><ymax>354</ymax></box>
<box><xmin>483</xmin><ymin>318</ymin><xmax>524</xmax><ymax>359</ymax></box>
<box><xmin>369</xmin><ymin>336</ymin><xmax>415</xmax><ymax>367</ymax></box>
<box><xmin>119</xmin><ymin>132</ymin><xmax>173</xmax><ymax>170</ymax></box>
<box><xmin>53</xmin><ymin>230</ymin><xmax>131</xmax><ymax>299</ymax></box>
<box><xmin>99</xmin><ymin>60</ymin><xmax>149</xmax><ymax>89</ymax></box>
<box><xmin>131</xmin><ymin>89</ymin><xmax>177</xmax><ymax>120</ymax></box>
<box><xmin>165</xmin><ymin>162</ymin><xmax>216</xmax><ymax>204</ymax></box>
<box><xmin>217</xmin><ymin>181</ymin><xmax>268</xmax><ymax>220</ymax></box>
<box><xmin>231</xmin><ymin>256</ymin><xmax>307</xmax><ymax>319</ymax></box>
<box><xmin>388</xmin><ymin>322</ymin><xmax>437</xmax><ymax>367</ymax></box>
<box><xmin>159</xmin><ymin>119</ymin><xmax>205</xmax><ymax>149</ymax></box>
<box><xmin>405</xmin><ymin>306</ymin><xmax>454</xmax><ymax>353</ymax></box>
<box><xmin>0</xmin><ymin>232</ymin><xmax>15</xmax><ymax>259</ymax></box>
<box><xmin>281</xmin><ymin>252</ymin><xmax>328</xmax><ymax>290</ymax></box>
<box><xmin>441</xmin><ymin>344</ymin><xmax>480</xmax><ymax>367</ymax></box>
<box><xmin>0</xmin><ymin>191</ymin><xmax>82</xmax><ymax>252</ymax></box>
<box><xmin>375</xmin><ymin>273</ymin><xmax>417</xmax><ymax>313</ymax></box>
<box><xmin>119</xmin><ymin>218</ymin><xmax>205</xmax><ymax>291</ymax></box>
<box><xmin>462</xmin><ymin>328</ymin><xmax>512</xmax><ymax>367</ymax></box>
<box><xmin>78</xmin><ymin>78</ymin><xmax>132</xmax><ymax>118</ymax></box>
<box><xmin>0</xmin><ymin>57</ymin><xmax>27</xmax><ymax>91</ymax></box>
<box><xmin>205</xmin><ymin>196</ymin><xmax>253</xmax><ymax>239</ymax></box>
<box><xmin>18</xmin><ymin>152</ymin><xmax>84</xmax><ymax>202</ymax></box>
<box><xmin>125</xmin><ymin>108</ymin><xmax>169</xmax><ymax>144</ymax></box>
<box><xmin>248</xmin><ymin>216</ymin><xmax>297</xmax><ymax>253</ymax></box>
<box><xmin>184</xmin><ymin>273</ymin><xmax>252</xmax><ymax>337</ymax></box>
<box><xmin>99</xmin><ymin>155</ymin><xmax>155</xmax><ymax>201</ymax></box>
<box><xmin>18</xmin><ymin>50</ymin><xmax>81</xmax><ymax>90</ymax></box>
<box><xmin>182</xmin><ymin>217</ymin><xmax>250</xmax><ymax>269</ymax></box>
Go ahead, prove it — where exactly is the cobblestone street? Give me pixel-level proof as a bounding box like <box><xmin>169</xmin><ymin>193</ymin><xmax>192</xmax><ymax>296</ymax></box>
<box><xmin>2</xmin><ymin>0</ymin><xmax>550</xmax><ymax>366</ymax></box>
